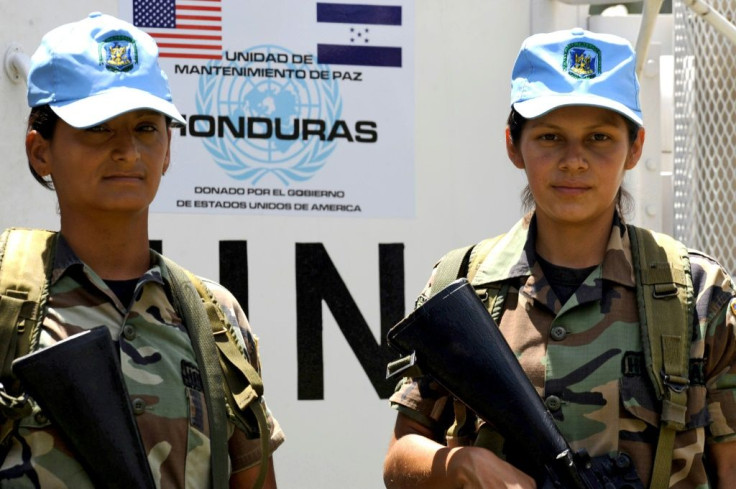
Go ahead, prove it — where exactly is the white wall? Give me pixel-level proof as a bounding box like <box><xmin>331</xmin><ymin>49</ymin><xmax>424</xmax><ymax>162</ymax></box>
<box><xmin>0</xmin><ymin>2</ymin><xmax>670</xmax><ymax>488</ymax></box>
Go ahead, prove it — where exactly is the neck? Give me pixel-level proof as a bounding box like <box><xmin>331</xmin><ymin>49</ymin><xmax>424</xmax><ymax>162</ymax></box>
<box><xmin>534</xmin><ymin>213</ymin><xmax>614</xmax><ymax>268</ymax></box>
<box><xmin>59</xmin><ymin>211</ymin><xmax>151</xmax><ymax>280</ymax></box>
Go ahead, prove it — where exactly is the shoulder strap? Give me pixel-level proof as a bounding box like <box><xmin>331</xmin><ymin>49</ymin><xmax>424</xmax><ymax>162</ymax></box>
<box><xmin>430</xmin><ymin>236</ymin><xmax>508</xmax><ymax>325</ymax></box>
<box><xmin>628</xmin><ymin>225</ymin><xmax>693</xmax><ymax>489</ymax></box>
<box><xmin>430</xmin><ymin>235</ymin><xmax>506</xmax><ymax>298</ymax></box>
<box><xmin>0</xmin><ymin>229</ymin><xmax>57</xmax><ymax>443</ymax></box>
<box><xmin>0</xmin><ymin>229</ymin><xmax>57</xmax><ymax>379</ymax></box>
<box><xmin>466</xmin><ymin>236</ymin><xmax>507</xmax><ymax>323</ymax></box>
<box><xmin>162</xmin><ymin>256</ymin><xmax>270</xmax><ymax>489</ymax></box>
<box><xmin>429</xmin><ymin>245</ymin><xmax>475</xmax><ymax>298</ymax></box>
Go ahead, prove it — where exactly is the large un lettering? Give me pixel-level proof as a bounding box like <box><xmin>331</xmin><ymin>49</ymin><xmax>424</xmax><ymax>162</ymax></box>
<box><xmin>181</xmin><ymin>114</ymin><xmax>378</xmax><ymax>143</ymax></box>
<box><xmin>149</xmin><ymin>239</ymin><xmax>403</xmax><ymax>399</ymax></box>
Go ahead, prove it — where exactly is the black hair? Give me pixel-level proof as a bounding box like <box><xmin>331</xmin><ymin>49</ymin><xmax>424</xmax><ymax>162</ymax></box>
<box><xmin>506</xmin><ymin>107</ymin><xmax>641</xmax><ymax>146</ymax></box>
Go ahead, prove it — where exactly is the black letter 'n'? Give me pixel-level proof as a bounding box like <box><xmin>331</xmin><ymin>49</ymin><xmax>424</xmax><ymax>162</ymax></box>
<box><xmin>296</xmin><ymin>243</ymin><xmax>404</xmax><ymax>400</ymax></box>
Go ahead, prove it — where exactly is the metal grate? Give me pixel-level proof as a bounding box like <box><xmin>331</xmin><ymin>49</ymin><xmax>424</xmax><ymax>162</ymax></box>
<box><xmin>673</xmin><ymin>0</ymin><xmax>736</xmax><ymax>276</ymax></box>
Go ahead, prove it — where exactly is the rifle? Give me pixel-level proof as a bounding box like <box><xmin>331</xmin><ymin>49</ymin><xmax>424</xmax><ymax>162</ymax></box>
<box><xmin>11</xmin><ymin>326</ymin><xmax>156</xmax><ymax>489</ymax></box>
<box><xmin>386</xmin><ymin>278</ymin><xmax>644</xmax><ymax>489</ymax></box>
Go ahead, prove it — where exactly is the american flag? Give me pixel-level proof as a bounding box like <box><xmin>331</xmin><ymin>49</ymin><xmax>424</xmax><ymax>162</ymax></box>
<box><xmin>133</xmin><ymin>0</ymin><xmax>223</xmax><ymax>60</ymax></box>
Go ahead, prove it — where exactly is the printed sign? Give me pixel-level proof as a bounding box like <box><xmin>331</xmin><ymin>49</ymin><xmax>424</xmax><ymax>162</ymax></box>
<box><xmin>119</xmin><ymin>0</ymin><xmax>415</xmax><ymax>217</ymax></box>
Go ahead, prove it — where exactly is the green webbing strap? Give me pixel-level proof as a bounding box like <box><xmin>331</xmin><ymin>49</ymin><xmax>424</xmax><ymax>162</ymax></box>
<box><xmin>163</xmin><ymin>258</ymin><xmax>230</xmax><ymax>489</ymax></box>
<box><xmin>0</xmin><ymin>229</ymin><xmax>57</xmax><ymax>445</ymax></box>
<box><xmin>186</xmin><ymin>270</ymin><xmax>271</xmax><ymax>489</ymax></box>
<box><xmin>194</xmin><ymin>278</ymin><xmax>271</xmax><ymax>489</ymax></box>
<box><xmin>429</xmin><ymin>245</ymin><xmax>474</xmax><ymax>298</ymax></box>
<box><xmin>446</xmin><ymin>400</ymin><xmax>469</xmax><ymax>443</ymax></box>
<box><xmin>0</xmin><ymin>229</ymin><xmax>57</xmax><ymax>380</ymax></box>
<box><xmin>628</xmin><ymin>226</ymin><xmax>692</xmax><ymax>489</ymax></box>
<box><xmin>650</xmin><ymin>425</ymin><xmax>677</xmax><ymax>489</ymax></box>
<box><xmin>430</xmin><ymin>235</ymin><xmax>505</xmax><ymax>299</ymax></box>
<box><xmin>163</xmin><ymin>257</ymin><xmax>270</xmax><ymax>489</ymax></box>
<box><xmin>466</xmin><ymin>236</ymin><xmax>506</xmax><ymax>322</ymax></box>
<box><xmin>0</xmin><ymin>294</ymin><xmax>25</xmax><ymax>379</ymax></box>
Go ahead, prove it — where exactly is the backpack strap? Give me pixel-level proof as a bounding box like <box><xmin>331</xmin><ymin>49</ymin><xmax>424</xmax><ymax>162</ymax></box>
<box><xmin>628</xmin><ymin>225</ymin><xmax>693</xmax><ymax>489</ymax></box>
<box><xmin>162</xmin><ymin>256</ymin><xmax>270</xmax><ymax>489</ymax></box>
<box><xmin>0</xmin><ymin>229</ymin><xmax>57</xmax><ymax>378</ymax></box>
<box><xmin>0</xmin><ymin>228</ymin><xmax>57</xmax><ymax>442</ymax></box>
<box><xmin>466</xmin><ymin>236</ymin><xmax>507</xmax><ymax>323</ymax></box>
<box><xmin>430</xmin><ymin>235</ymin><xmax>505</xmax><ymax>298</ymax></box>
<box><xmin>429</xmin><ymin>245</ymin><xmax>475</xmax><ymax>298</ymax></box>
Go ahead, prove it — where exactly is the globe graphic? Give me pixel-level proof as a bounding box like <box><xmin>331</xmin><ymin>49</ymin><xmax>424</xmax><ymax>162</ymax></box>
<box><xmin>197</xmin><ymin>45</ymin><xmax>341</xmax><ymax>184</ymax></box>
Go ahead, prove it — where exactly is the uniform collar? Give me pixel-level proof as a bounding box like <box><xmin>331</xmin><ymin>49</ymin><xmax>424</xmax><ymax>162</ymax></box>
<box><xmin>470</xmin><ymin>212</ymin><xmax>636</xmax><ymax>289</ymax></box>
<box><xmin>51</xmin><ymin>233</ymin><xmax>165</xmax><ymax>288</ymax></box>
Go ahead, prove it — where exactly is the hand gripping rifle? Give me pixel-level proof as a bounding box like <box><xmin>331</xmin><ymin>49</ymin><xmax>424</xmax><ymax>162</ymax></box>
<box><xmin>386</xmin><ymin>279</ymin><xmax>644</xmax><ymax>489</ymax></box>
<box><xmin>11</xmin><ymin>326</ymin><xmax>156</xmax><ymax>489</ymax></box>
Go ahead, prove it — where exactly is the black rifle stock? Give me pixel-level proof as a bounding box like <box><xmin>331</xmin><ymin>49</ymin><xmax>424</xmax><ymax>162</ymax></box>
<box><xmin>386</xmin><ymin>279</ymin><xmax>643</xmax><ymax>489</ymax></box>
<box><xmin>12</xmin><ymin>326</ymin><xmax>155</xmax><ymax>489</ymax></box>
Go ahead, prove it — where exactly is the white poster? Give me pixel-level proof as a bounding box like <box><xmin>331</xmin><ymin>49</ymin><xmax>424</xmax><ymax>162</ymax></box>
<box><xmin>119</xmin><ymin>0</ymin><xmax>415</xmax><ymax>218</ymax></box>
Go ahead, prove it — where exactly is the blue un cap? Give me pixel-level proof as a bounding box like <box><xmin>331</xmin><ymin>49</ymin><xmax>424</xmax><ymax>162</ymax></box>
<box><xmin>27</xmin><ymin>12</ymin><xmax>185</xmax><ymax>128</ymax></box>
<box><xmin>510</xmin><ymin>28</ymin><xmax>643</xmax><ymax>126</ymax></box>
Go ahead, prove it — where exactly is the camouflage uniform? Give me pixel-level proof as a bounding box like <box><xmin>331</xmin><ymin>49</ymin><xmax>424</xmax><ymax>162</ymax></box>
<box><xmin>0</xmin><ymin>236</ymin><xmax>284</xmax><ymax>488</ymax></box>
<box><xmin>390</xmin><ymin>213</ymin><xmax>736</xmax><ymax>488</ymax></box>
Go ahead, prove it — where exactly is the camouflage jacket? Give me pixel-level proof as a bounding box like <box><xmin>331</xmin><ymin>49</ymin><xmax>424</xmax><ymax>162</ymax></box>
<box><xmin>0</xmin><ymin>235</ymin><xmax>284</xmax><ymax>488</ymax></box>
<box><xmin>390</xmin><ymin>213</ymin><xmax>736</xmax><ymax>488</ymax></box>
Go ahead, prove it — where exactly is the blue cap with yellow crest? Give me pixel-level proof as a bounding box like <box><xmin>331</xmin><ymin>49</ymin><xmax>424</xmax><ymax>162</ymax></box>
<box><xmin>27</xmin><ymin>12</ymin><xmax>185</xmax><ymax>128</ymax></box>
<box><xmin>510</xmin><ymin>28</ymin><xmax>643</xmax><ymax>126</ymax></box>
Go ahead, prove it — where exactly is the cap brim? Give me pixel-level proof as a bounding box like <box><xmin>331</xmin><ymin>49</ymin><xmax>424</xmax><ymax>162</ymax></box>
<box><xmin>513</xmin><ymin>94</ymin><xmax>643</xmax><ymax>126</ymax></box>
<box><xmin>50</xmin><ymin>86</ymin><xmax>185</xmax><ymax>128</ymax></box>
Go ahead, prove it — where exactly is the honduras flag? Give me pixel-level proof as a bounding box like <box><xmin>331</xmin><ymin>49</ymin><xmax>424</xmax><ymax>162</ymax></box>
<box><xmin>316</xmin><ymin>2</ymin><xmax>403</xmax><ymax>67</ymax></box>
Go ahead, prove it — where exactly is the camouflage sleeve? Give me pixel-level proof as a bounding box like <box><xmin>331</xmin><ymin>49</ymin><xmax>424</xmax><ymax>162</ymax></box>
<box><xmin>691</xmin><ymin>253</ymin><xmax>736</xmax><ymax>444</ymax></box>
<box><xmin>200</xmin><ymin>278</ymin><xmax>285</xmax><ymax>471</ymax></box>
<box><xmin>705</xmin><ymin>296</ymin><xmax>736</xmax><ymax>443</ymax></box>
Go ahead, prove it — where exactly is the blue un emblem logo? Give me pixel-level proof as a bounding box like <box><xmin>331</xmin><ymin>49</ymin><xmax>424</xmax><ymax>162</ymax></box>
<box><xmin>195</xmin><ymin>45</ymin><xmax>341</xmax><ymax>185</ymax></box>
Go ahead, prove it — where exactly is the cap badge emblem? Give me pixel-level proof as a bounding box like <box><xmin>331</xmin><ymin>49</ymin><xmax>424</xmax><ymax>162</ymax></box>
<box><xmin>99</xmin><ymin>36</ymin><xmax>138</xmax><ymax>73</ymax></box>
<box><xmin>563</xmin><ymin>42</ymin><xmax>601</xmax><ymax>79</ymax></box>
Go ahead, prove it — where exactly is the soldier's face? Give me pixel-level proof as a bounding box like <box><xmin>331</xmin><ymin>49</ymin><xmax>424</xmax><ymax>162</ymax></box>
<box><xmin>506</xmin><ymin>105</ymin><xmax>644</xmax><ymax>229</ymax></box>
<box><xmin>28</xmin><ymin>110</ymin><xmax>172</xmax><ymax>219</ymax></box>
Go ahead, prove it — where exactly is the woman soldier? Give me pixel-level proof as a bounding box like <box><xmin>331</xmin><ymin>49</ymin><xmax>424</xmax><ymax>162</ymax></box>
<box><xmin>0</xmin><ymin>12</ymin><xmax>283</xmax><ymax>488</ymax></box>
<box><xmin>383</xmin><ymin>28</ymin><xmax>736</xmax><ymax>489</ymax></box>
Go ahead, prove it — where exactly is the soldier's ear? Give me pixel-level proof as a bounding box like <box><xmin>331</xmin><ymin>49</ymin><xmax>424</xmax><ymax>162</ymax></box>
<box><xmin>506</xmin><ymin>127</ymin><xmax>525</xmax><ymax>169</ymax></box>
<box><xmin>27</xmin><ymin>130</ymin><xmax>52</xmax><ymax>178</ymax></box>
<box><xmin>625</xmin><ymin>127</ymin><xmax>645</xmax><ymax>170</ymax></box>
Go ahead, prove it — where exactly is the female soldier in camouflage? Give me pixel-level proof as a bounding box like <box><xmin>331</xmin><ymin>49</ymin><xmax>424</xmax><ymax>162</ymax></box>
<box><xmin>383</xmin><ymin>28</ymin><xmax>736</xmax><ymax>489</ymax></box>
<box><xmin>0</xmin><ymin>12</ymin><xmax>283</xmax><ymax>488</ymax></box>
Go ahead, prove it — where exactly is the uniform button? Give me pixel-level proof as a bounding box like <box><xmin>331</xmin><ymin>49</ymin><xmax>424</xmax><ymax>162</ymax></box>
<box><xmin>545</xmin><ymin>395</ymin><xmax>562</xmax><ymax>411</ymax></box>
<box><xmin>550</xmin><ymin>326</ymin><xmax>567</xmax><ymax>341</ymax></box>
<box><xmin>34</xmin><ymin>412</ymin><xmax>48</xmax><ymax>424</ymax></box>
<box><xmin>122</xmin><ymin>324</ymin><xmax>136</xmax><ymax>341</ymax></box>
<box><xmin>132</xmin><ymin>398</ymin><xmax>146</xmax><ymax>415</ymax></box>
